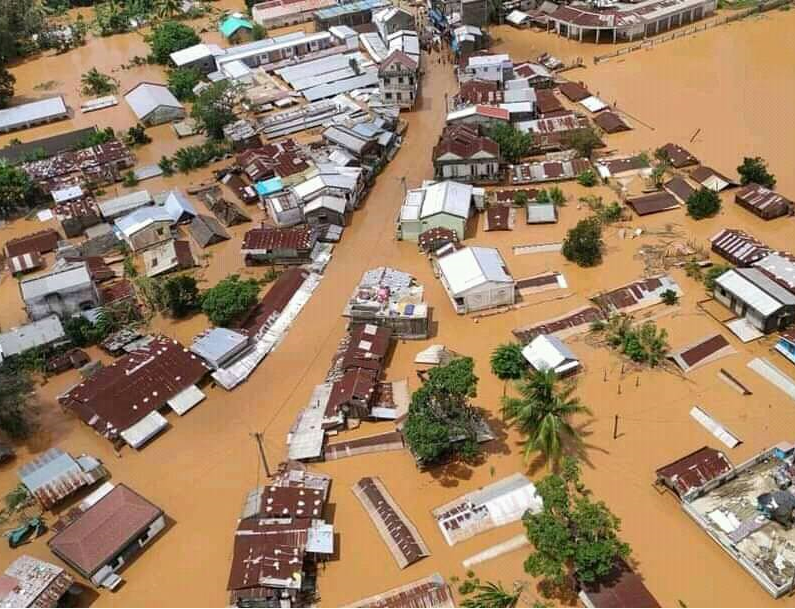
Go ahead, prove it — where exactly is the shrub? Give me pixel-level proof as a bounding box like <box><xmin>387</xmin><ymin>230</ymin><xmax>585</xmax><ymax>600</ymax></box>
<box><xmin>577</xmin><ymin>169</ymin><xmax>597</xmax><ymax>187</ymax></box>
<box><xmin>686</xmin><ymin>187</ymin><xmax>721</xmax><ymax>219</ymax></box>
<box><xmin>562</xmin><ymin>216</ymin><xmax>603</xmax><ymax>267</ymax></box>
<box><xmin>148</xmin><ymin>21</ymin><xmax>201</xmax><ymax>64</ymax></box>
<box><xmin>201</xmin><ymin>275</ymin><xmax>260</xmax><ymax>327</ymax></box>
<box><xmin>168</xmin><ymin>67</ymin><xmax>202</xmax><ymax>101</ymax></box>
<box><xmin>737</xmin><ymin>156</ymin><xmax>776</xmax><ymax>189</ymax></box>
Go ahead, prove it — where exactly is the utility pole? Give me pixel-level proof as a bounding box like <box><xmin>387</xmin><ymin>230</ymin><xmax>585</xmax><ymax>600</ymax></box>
<box><xmin>252</xmin><ymin>432</ymin><xmax>271</xmax><ymax>478</ymax></box>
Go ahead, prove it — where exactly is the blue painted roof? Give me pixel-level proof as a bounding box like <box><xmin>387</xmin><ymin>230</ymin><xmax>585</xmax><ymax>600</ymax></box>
<box><xmin>255</xmin><ymin>177</ymin><xmax>283</xmax><ymax>196</ymax></box>
<box><xmin>220</xmin><ymin>16</ymin><xmax>253</xmax><ymax>38</ymax></box>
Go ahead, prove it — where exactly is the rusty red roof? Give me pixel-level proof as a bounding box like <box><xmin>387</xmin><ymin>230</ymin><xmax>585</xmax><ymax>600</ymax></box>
<box><xmin>432</xmin><ymin>124</ymin><xmax>499</xmax><ymax>162</ymax></box>
<box><xmin>59</xmin><ymin>336</ymin><xmax>208</xmax><ymax>438</ymax></box>
<box><xmin>475</xmin><ymin>105</ymin><xmax>510</xmax><ymax>121</ymax></box>
<box><xmin>581</xmin><ymin>559</ymin><xmax>660</xmax><ymax>608</ymax></box>
<box><xmin>594</xmin><ymin>111</ymin><xmax>630</xmax><ymax>133</ymax></box>
<box><xmin>457</xmin><ymin>79</ymin><xmax>500</xmax><ymax>105</ymax></box>
<box><xmin>656</xmin><ymin>446</ymin><xmax>733</xmax><ymax>499</ymax></box>
<box><xmin>735</xmin><ymin>182</ymin><xmax>793</xmax><ymax>219</ymax></box>
<box><xmin>380</xmin><ymin>50</ymin><xmax>418</xmax><ymax>73</ymax></box>
<box><xmin>242</xmin><ymin>225</ymin><xmax>315</xmax><ymax>252</ymax></box>
<box><xmin>48</xmin><ymin>484</ymin><xmax>163</xmax><ymax>577</ymax></box>
<box><xmin>4</xmin><ymin>229</ymin><xmax>61</xmax><ymax>258</ymax></box>
<box><xmin>558</xmin><ymin>81</ymin><xmax>591</xmax><ymax>102</ymax></box>
<box><xmin>240</xmin><ymin>267</ymin><xmax>310</xmax><ymax>334</ymax></box>
<box><xmin>657</xmin><ymin>143</ymin><xmax>699</xmax><ymax>168</ymax></box>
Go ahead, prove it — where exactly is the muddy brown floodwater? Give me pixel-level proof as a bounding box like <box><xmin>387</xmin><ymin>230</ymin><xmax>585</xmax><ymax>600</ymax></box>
<box><xmin>1</xmin><ymin>4</ymin><xmax>795</xmax><ymax>608</ymax></box>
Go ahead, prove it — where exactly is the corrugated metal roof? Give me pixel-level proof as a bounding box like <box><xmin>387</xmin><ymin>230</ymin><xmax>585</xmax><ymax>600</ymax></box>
<box><xmin>170</xmin><ymin>43</ymin><xmax>226</xmax><ymax>66</ymax></box>
<box><xmin>97</xmin><ymin>190</ymin><xmax>153</xmax><ymax>219</ymax></box>
<box><xmin>716</xmin><ymin>269</ymin><xmax>793</xmax><ymax>316</ymax></box>
<box><xmin>302</xmin><ymin>69</ymin><xmax>379</xmax><ymax>102</ymax></box>
<box><xmin>124</xmin><ymin>83</ymin><xmax>184</xmax><ymax>120</ymax></box>
<box><xmin>420</xmin><ymin>181</ymin><xmax>473</xmax><ymax>219</ymax></box>
<box><xmin>20</xmin><ymin>262</ymin><xmax>93</xmax><ymax>301</ymax></box>
<box><xmin>0</xmin><ymin>97</ymin><xmax>68</xmax><ymax>132</ymax></box>
<box><xmin>0</xmin><ymin>316</ymin><xmax>65</xmax><ymax>360</ymax></box>
<box><xmin>438</xmin><ymin>246</ymin><xmax>513</xmax><ymax>296</ymax></box>
<box><xmin>115</xmin><ymin>206</ymin><xmax>174</xmax><ymax>237</ymax></box>
<box><xmin>190</xmin><ymin>328</ymin><xmax>249</xmax><ymax>365</ymax></box>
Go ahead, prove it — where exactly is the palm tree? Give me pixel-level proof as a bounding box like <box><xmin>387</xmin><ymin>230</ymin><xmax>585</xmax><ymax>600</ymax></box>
<box><xmin>156</xmin><ymin>0</ymin><xmax>181</xmax><ymax>19</ymax></box>
<box><xmin>502</xmin><ymin>369</ymin><xmax>590</xmax><ymax>469</ymax></box>
<box><xmin>461</xmin><ymin>581</ymin><xmax>523</xmax><ymax>608</ymax></box>
<box><xmin>80</xmin><ymin>68</ymin><xmax>117</xmax><ymax>96</ymax></box>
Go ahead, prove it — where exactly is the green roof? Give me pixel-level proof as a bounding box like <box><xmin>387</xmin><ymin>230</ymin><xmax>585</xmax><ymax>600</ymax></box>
<box><xmin>220</xmin><ymin>16</ymin><xmax>253</xmax><ymax>38</ymax></box>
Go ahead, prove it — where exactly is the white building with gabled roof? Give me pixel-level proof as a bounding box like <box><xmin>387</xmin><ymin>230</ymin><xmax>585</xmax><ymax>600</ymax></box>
<box><xmin>522</xmin><ymin>334</ymin><xmax>580</xmax><ymax>376</ymax></box>
<box><xmin>124</xmin><ymin>82</ymin><xmax>185</xmax><ymax>126</ymax></box>
<box><xmin>436</xmin><ymin>246</ymin><xmax>515</xmax><ymax>314</ymax></box>
<box><xmin>397</xmin><ymin>180</ymin><xmax>482</xmax><ymax>242</ymax></box>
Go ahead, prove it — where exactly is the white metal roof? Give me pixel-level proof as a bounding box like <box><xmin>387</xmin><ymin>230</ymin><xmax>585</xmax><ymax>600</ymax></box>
<box><xmin>166</xmin><ymin>385</ymin><xmax>205</xmax><ymax>416</ymax></box>
<box><xmin>468</xmin><ymin>54</ymin><xmax>511</xmax><ymax>68</ymax></box>
<box><xmin>506</xmin><ymin>9</ymin><xmax>530</xmax><ymax>24</ymax></box>
<box><xmin>304</xmin><ymin>195</ymin><xmax>347</xmax><ymax>215</ymax></box>
<box><xmin>115</xmin><ymin>206</ymin><xmax>174</xmax><ymax>237</ymax></box>
<box><xmin>0</xmin><ymin>316</ymin><xmax>65</xmax><ymax>360</ymax></box>
<box><xmin>522</xmin><ymin>334</ymin><xmax>579</xmax><ymax>374</ymax></box>
<box><xmin>120</xmin><ymin>411</ymin><xmax>168</xmax><ymax>449</ymax></box>
<box><xmin>170</xmin><ymin>43</ymin><xmax>226</xmax><ymax>66</ymax></box>
<box><xmin>580</xmin><ymin>95</ymin><xmax>608</xmax><ymax>112</ymax></box>
<box><xmin>218</xmin><ymin>32</ymin><xmax>332</xmax><ymax>67</ymax></box>
<box><xmin>753</xmin><ymin>252</ymin><xmax>795</xmax><ymax>291</ymax></box>
<box><xmin>438</xmin><ymin>246</ymin><xmax>513</xmax><ymax>296</ymax></box>
<box><xmin>97</xmin><ymin>190</ymin><xmax>153</xmax><ymax>218</ymax></box>
<box><xmin>124</xmin><ymin>83</ymin><xmax>184</xmax><ymax>120</ymax></box>
<box><xmin>715</xmin><ymin>269</ymin><xmax>789</xmax><ymax>316</ymax></box>
<box><xmin>162</xmin><ymin>189</ymin><xmax>197</xmax><ymax>222</ymax></box>
<box><xmin>51</xmin><ymin>185</ymin><xmax>84</xmax><ymax>204</ymax></box>
<box><xmin>20</xmin><ymin>263</ymin><xmax>92</xmax><ymax>301</ymax></box>
<box><xmin>190</xmin><ymin>328</ymin><xmax>249</xmax><ymax>365</ymax></box>
<box><xmin>0</xmin><ymin>96</ymin><xmax>67</xmax><ymax>131</ymax></box>
<box><xmin>420</xmin><ymin>181</ymin><xmax>473</xmax><ymax>219</ymax></box>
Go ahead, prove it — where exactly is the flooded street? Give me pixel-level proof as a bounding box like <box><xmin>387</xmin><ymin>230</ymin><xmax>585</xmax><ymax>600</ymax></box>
<box><xmin>1</xmin><ymin>4</ymin><xmax>795</xmax><ymax>607</ymax></box>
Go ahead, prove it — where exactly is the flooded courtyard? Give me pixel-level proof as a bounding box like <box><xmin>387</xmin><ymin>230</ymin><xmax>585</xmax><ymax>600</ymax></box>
<box><xmin>0</xmin><ymin>3</ymin><xmax>794</xmax><ymax>607</ymax></box>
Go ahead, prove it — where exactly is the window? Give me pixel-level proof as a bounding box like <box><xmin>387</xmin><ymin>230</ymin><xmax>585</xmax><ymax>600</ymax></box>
<box><xmin>385</xmin><ymin>92</ymin><xmax>392</xmax><ymax>99</ymax></box>
<box><xmin>156</xmin><ymin>227</ymin><xmax>165</xmax><ymax>236</ymax></box>
<box><xmin>398</xmin><ymin>77</ymin><xmax>404</xmax><ymax>84</ymax></box>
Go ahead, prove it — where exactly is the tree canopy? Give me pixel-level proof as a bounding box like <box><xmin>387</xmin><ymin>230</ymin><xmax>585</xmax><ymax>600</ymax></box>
<box><xmin>686</xmin><ymin>187</ymin><xmax>721</xmax><ymax>220</ymax></box>
<box><xmin>201</xmin><ymin>274</ymin><xmax>260</xmax><ymax>327</ymax></box>
<box><xmin>167</xmin><ymin>66</ymin><xmax>201</xmax><ymax>101</ymax></box>
<box><xmin>161</xmin><ymin>274</ymin><xmax>200</xmax><ymax>318</ymax></box>
<box><xmin>523</xmin><ymin>458</ymin><xmax>631</xmax><ymax>598</ymax></box>
<box><xmin>0</xmin><ymin>0</ymin><xmax>45</xmax><ymax>62</ymax></box>
<box><xmin>148</xmin><ymin>20</ymin><xmax>200</xmax><ymax>64</ymax></box>
<box><xmin>403</xmin><ymin>357</ymin><xmax>484</xmax><ymax>466</ymax></box>
<box><xmin>737</xmin><ymin>156</ymin><xmax>776</xmax><ymax>189</ymax></box>
<box><xmin>191</xmin><ymin>80</ymin><xmax>237</xmax><ymax>140</ymax></box>
<box><xmin>490</xmin><ymin>343</ymin><xmax>526</xmax><ymax>381</ymax></box>
<box><xmin>0</xmin><ymin>163</ymin><xmax>38</xmax><ymax>219</ymax></box>
<box><xmin>562</xmin><ymin>127</ymin><xmax>601</xmax><ymax>159</ymax></box>
<box><xmin>487</xmin><ymin>122</ymin><xmax>533</xmax><ymax>164</ymax></box>
<box><xmin>0</xmin><ymin>366</ymin><xmax>38</xmax><ymax>440</ymax></box>
<box><xmin>0</xmin><ymin>66</ymin><xmax>15</xmax><ymax>109</ymax></box>
<box><xmin>562</xmin><ymin>216</ymin><xmax>603</xmax><ymax>267</ymax></box>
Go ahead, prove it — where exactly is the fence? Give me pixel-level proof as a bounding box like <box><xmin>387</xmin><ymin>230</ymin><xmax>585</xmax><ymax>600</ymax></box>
<box><xmin>594</xmin><ymin>0</ymin><xmax>792</xmax><ymax>64</ymax></box>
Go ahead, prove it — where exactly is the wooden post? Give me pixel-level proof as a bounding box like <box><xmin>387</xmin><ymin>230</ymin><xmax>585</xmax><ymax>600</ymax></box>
<box><xmin>252</xmin><ymin>432</ymin><xmax>271</xmax><ymax>478</ymax></box>
<box><xmin>613</xmin><ymin>414</ymin><xmax>619</xmax><ymax>440</ymax></box>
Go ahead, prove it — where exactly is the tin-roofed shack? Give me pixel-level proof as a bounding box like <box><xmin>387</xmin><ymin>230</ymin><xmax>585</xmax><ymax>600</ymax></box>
<box><xmin>242</xmin><ymin>224</ymin><xmax>317</xmax><ymax>266</ymax></box>
<box><xmin>4</xmin><ymin>229</ymin><xmax>61</xmax><ymax>259</ymax></box>
<box><xmin>343</xmin><ymin>267</ymin><xmax>430</xmax><ymax>338</ymax></box>
<box><xmin>58</xmin><ymin>336</ymin><xmax>209</xmax><ymax>448</ymax></box>
<box><xmin>17</xmin><ymin>447</ymin><xmax>106</xmax><ymax>510</ymax></box>
<box><xmin>710</xmin><ymin>228</ymin><xmax>770</xmax><ymax>266</ymax></box>
<box><xmin>655</xmin><ymin>446</ymin><xmax>733</xmax><ymax>501</ymax></box>
<box><xmin>657</xmin><ymin>142</ymin><xmax>699</xmax><ymax>168</ymax></box>
<box><xmin>0</xmin><ymin>555</ymin><xmax>75</xmax><ymax>608</ymax></box>
<box><xmin>734</xmin><ymin>183</ymin><xmax>793</xmax><ymax>220</ymax></box>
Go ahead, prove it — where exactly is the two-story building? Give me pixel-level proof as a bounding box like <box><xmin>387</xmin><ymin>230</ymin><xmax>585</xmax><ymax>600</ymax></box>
<box><xmin>432</xmin><ymin>124</ymin><xmax>500</xmax><ymax>183</ymax></box>
<box><xmin>378</xmin><ymin>51</ymin><xmax>419</xmax><ymax>110</ymax></box>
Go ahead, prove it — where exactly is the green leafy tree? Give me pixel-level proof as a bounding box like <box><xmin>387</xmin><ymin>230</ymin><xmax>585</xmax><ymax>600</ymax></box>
<box><xmin>0</xmin><ymin>0</ymin><xmax>45</xmax><ymax>61</ymax></box>
<box><xmin>161</xmin><ymin>275</ymin><xmax>200</xmax><ymax>317</ymax></box>
<box><xmin>80</xmin><ymin>67</ymin><xmax>118</xmax><ymax>96</ymax></box>
<box><xmin>461</xmin><ymin>581</ymin><xmax>524</xmax><ymax>608</ymax></box>
<box><xmin>686</xmin><ymin>187</ymin><xmax>721</xmax><ymax>220</ymax></box>
<box><xmin>403</xmin><ymin>358</ymin><xmax>483</xmax><ymax>466</ymax></box>
<box><xmin>148</xmin><ymin>20</ymin><xmax>200</xmax><ymax>64</ymax></box>
<box><xmin>124</xmin><ymin>123</ymin><xmax>152</xmax><ymax>146</ymax></box>
<box><xmin>94</xmin><ymin>0</ymin><xmax>131</xmax><ymax>36</ymax></box>
<box><xmin>0</xmin><ymin>163</ymin><xmax>38</xmax><ymax>219</ymax></box>
<box><xmin>548</xmin><ymin>186</ymin><xmax>565</xmax><ymax>206</ymax></box>
<box><xmin>0</xmin><ymin>367</ymin><xmax>38</xmax><ymax>439</ymax></box>
<box><xmin>201</xmin><ymin>274</ymin><xmax>260</xmax><ymax>326</ymax></box>
<box><xmin>601</xmin><ymin>315</ymin><xmax>669</xmax><ymax>366</ymax></box>
<box><xmin>155</xmin><ymin>0</ymin><xmax>181</xmax><ymax>19</ymax></box>
<box><xmin>577</xmin><ymin>169</ymin><xmax>597</xmax><ymax>187</ymax></box>
<box><xmin>191</xmin><ymin>80</ymin><xmax>238</xmax><ymax>140</ymax></box>
<box><xmin>122</xmin><ymin>170</ymin><xmax>139</xmax><ymax>187</ymax></box>
<box><xmin>0</xmin><ymin>66</ymin><xmax>15</xmax><ymax>109</ymax></box>
<box><xmin>704</xmin><ymin>264</ymin><xmax>732</xmax><ymax>292</ymax></box>
<box><xmin>737</xmin><ymin>156</ymin><xmax>776</xmax><ymax>189</ymax></box>
<box><xmin>523</xmin><ymin>458</ymin><xmax>630</xmax><ymax>597</ymax></box>
<box><xmin>251</xmin><ymin>23</ymin><xmax>266</xmax><ymax>40</ymax></box>
<box><xmin>502</xmin><ymin>369</ymin><xmax>590</xmax><ymax>469</ymax></box>
<box><xmin>487</xmin><ymin>122</ymin><xmax>533</xmax><ymax>164</ymax></box>
<box><xmin>562</xmin><ymin>127</ymin><xmax>601</xmax><ymax>159</ymax></box>
<box><xmin>513</xmin><ymin>191</ymin><xmax>529</xmax><ymax>206</ymax></box>
<box><xmin>650</xmin><ymin>163</ymin><xmax>667</xmax><ymax>188</ymax></box>
<box><xmin>536</xmin><ymin>189</ymin><xmax>550</xmax><ymax>204</ymax></box>
<box><xmin>490</xmin><ymin>343</ymin><xmax>526</xmax><ymax>381</ymax></box>
<box><xmin>167</xmin><ymin>66</ymin><xmax>201</xmax><ymax>101</ymax></box>
<box><xmin>158</xmin><ymin>155</ymin><xmax>175</xmax><ymax>176</ymax></box>
<box><xmin>562</xmin><ymin>216</ymin><xmax>603</xmax><ymax>267</ymax></box>
<box><xmin>661</xmin><ymin>289</ymin><xmax>679</xmax><ymax>306</ymax></box>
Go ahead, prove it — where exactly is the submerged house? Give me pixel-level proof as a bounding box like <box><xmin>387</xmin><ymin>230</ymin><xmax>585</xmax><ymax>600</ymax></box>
<box><xmin>436</xmin><ymin>246</ymin><xmax>515</xmax><ymax>314</ymax></box>
<box><xmin>18</xmin><ymin>447</ymin><xmax>106</xmax><ymax>510</ymax></box>
<box><xmin>0</xmin><ymin>556</ymin><xmax>75</xmax><ymax>607</ymax></box>
<box><xmin>378</xmin><ymin>51</ymin><xmax>419</xmax><ymax>110</ymax></box>
<box><xmin>432</xmin><ymin>124</ymin><xmax>500</xmax><ymax>183</ymax></box>
<box><xmin>114</xmin><ymin>207</ymin><xmax>174</xmax><ymax>253</ymax></box>
<box><xmin>58</xmin><ymin>336</ymin><xmax>209</xmax><ymax>448</ymax></box>
<box><xmin>734</xmin><ymin>183</ymin><xmax>793</xmax><ymax>220</ymax></box>
<box><xmin>397</xmin><ymin>180</ymin><xmax>481</xmax><ymax>242</ymax></box>
<box><xmin>242</xmin><ymin>224</ymin><xmax>317</xmax><ymax>266</ymax></box>
<box><xmin>714</xmin><ymin>268</ymin><xmax>795</xmax><ymax>333</ymax></box>
<box><xmin>522</xmin><ymin>334</ymin><xmax>580</xmax><ymax>376</ymax></box>
<box><xmin>776</xmin><ymin>330</ymin><xmax>795</xmax><ymax>366</ymax></box>
<box><xmin>0</xmin><ymin>316</ymin><xmax>67</xmax><ymax>363</ymax></box>
<box><xmin>48</xmin><ymin>483</ymin><xmax>165</xmax><ymax>590</ymax></box>
<box><xmin>124</xmin><ymin>83</ymin><xmax>186</xmax><ymax>127</ymax></box>
<box><xmin>20</xmin><ymin>262</ymin><xmax>100</xmax><ymax>321</ymax></box>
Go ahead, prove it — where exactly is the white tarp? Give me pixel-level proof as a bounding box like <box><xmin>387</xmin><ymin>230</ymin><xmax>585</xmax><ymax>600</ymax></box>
<box><xmin>690</xmin><ymin>406</ymin><xmax>740</xmax><ymax>448</ymax></box>
<box><xmin>167</xmin><ymin>385</ymin><xmax>205</xmax><ymax>415</ymax></box>
<box><xmin>120</xmin><ymin>411</ymin><xmax>168</xmax><ymax>449</ymax></box>
<box><xmin>748</xmin><ymin>357</ymin><xmax>795</xmax><ymax>401</ymax></box>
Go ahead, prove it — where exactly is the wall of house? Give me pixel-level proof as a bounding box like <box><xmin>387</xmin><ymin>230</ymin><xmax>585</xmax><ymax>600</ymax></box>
<box><xmin>460</xmin><ymin>282</ymin><xmax>515</xmax><ymax>313</ymax></box>
<box><xmin>144</xmin><ymin>106</ymin><xmax>186</xmax><ymax>127</ymax></box>
<box><xmin>89</xmin><ymin>515</ymin><xmax>166</xmax><ymax>586</ymax></box>
<box><xmin>25</xmin><ymin>284</ymin><xmax>100</xmax><ymax>321</ymax></box>
<box><xmin>267</xmin><ymin>201</ymin><xmax>304</xmax><ymax>227</ymax></box>
<box><xmin>305</xmin><ymin>208</ymin><xmax>345</xmax><ymax>227</ymax></box>
<box><xmin>127</xmin><ymin>222</ymin><xmax>172</xmax><ymax>252</ymax></box>
<box><xmin>436</xmin><ymin>160</ymin><xmax>499</xmax><ymax>182</ymax></box>
<box><xmin>420</xmin><ymin>213</ymin><xmax>467</xmax><ymax>241</ymax></box>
